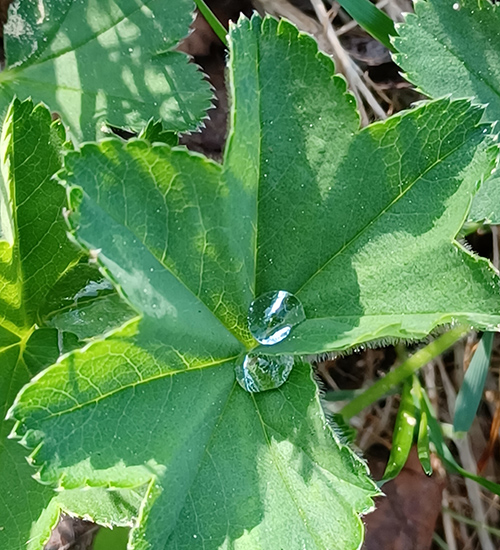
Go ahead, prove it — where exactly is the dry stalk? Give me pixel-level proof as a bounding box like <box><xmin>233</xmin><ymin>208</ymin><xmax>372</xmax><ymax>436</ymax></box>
<box><xmin>436</xmin><ymin>357</ymin><xmax>496</xmax><ymax>550</ymax></box>
<box><xmin>308</xmin><ymin>0</ymin><xmax>387</xmax><ymax>123</ymax></box>
<box><xmin>442</xmin><ymin>489</ymin><xmax>459</xmax><ymax>550</ymax></box>
<box><xmin>254</xmin><ymin>0</ymin><xmax>388</xmax><ymax>125</ymax></box>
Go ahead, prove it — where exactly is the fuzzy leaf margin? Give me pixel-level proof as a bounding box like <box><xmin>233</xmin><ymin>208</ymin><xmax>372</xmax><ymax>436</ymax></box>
<box><xmin>393</xmin><ymin>0</ymin><xmax>500</xmax><ymax>224</ymax></box>
<box><xmin>7</xmin><ymin>13</ymin><xmax>500</xmax><ymax>549</ymax></box>
<box><xmin>0</xmin><ymin>0</ymin><xmax>212</xmax><ymax>141</ymax></box>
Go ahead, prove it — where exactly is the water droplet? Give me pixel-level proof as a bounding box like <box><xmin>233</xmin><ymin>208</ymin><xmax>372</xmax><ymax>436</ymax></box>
<box><xmin>452</xmin><ymin>2</ymin><xmax>460</xmax><ymax>9</ymax></box>
<box><xmin>248</xmin><ymin>290</ymin><xmax>305</xmax><ymax>345</ymax></box>
<box><xmin>235</xmin><ymin>354</ymin><xmax>294</xmax><ymax>392</ymax></box>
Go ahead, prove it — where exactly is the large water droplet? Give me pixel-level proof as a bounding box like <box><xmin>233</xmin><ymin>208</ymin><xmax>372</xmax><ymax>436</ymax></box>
<box><xmin>235</xmin><ymin>354</ymin><xmax>294</xmax><ymax>392</ymax></box>
<box><xmin>248</xmin><ymin>290</ymin><xmax>305</xmax><ymax>345</ymax></box>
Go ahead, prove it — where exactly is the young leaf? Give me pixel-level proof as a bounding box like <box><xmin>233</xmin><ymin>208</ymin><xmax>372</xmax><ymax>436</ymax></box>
<box><xmin>393</xmin><ymin>0</ymin><xmax>500</xmax><ymax>223</ymax></box>
<box><xmin>412</xmin><ymin>376</ymin><xmax>433</xmax><ymax>475</ymax></box>
<box><xmin>8</xmin><ymin>14</ymin><xmax>500</xmax><ymax>549</ymax></box>
<box><xmin>417</xmin><ymin>410</ymin><xmax>432</xmax><ymax>475</ymax></box>
<box><xmin>0</xmin><ymin>98</ymin><xmax>138</xmax><ymax>549</ymax></box>
<box><xmin>139</xmin><ymin>120</ymin><xmax>179</xmax><ymax>147</ymax></box>
<box><xmin>453</xmin><ymin>331</ymin><xmax>494</xmax><ymax>433</ymax></box>
<box><xmin>0</xmin><ymin>0</ymin><xmax>211</xmax><ymax>141</ymax></box>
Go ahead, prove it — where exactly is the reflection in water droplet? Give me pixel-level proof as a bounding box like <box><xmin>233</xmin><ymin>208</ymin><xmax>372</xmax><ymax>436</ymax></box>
<box><xmin>248</xmin><ymin>290</ymin><xmax>305</xmax><ymax>345</ymax></box>
<box><xmin>73</xmin><ymin>279</ymin><xmax>113</xmax><ymax>301</ymax></box>
<box><xmin>235</xmin><ymin>354</ymin><xmax>294</xmax><ymax>393</ymax></box>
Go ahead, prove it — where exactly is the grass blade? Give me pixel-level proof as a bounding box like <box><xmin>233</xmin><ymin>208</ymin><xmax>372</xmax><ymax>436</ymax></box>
<box><xmin>333</xmin><ymin>0</ymin><xmax>397</xmax><ymax>51</ymax></box>
<box><xmin>193</xmin><ymin>0</ymin><xmax>228</xmax><ymax>46</ymax></box>
<box><xmin>420</xmin><ymin>385</ymin><xmax>500</xmax><ymax>497</ymax></box>
<box><xmin>453</xmin><ymin>332</ymin><xmax>494</xmax><ymax>433</ymax></box>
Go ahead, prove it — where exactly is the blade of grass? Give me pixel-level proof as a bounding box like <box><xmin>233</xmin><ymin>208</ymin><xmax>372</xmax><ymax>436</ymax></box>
<box><xmin>420</xmin><ymin>384</ymin><xmax>500</xmax><ymax>497</ymax></box>
<box><xmin>340</xmin><ymin>326</ymin><xmax>469</xmax><ymax>419</ymax></box>
<box><xmin>453</xmin><ymin>332</ymin><xmax>494</xmax><ymax>433</ymax></box>
<box><xmin>433</xmin><ymin>533</ymin><xmax>450</xmax><ymax>550</ymax></box>
<box><xmin>193</xmin><ymin>0</ymin><xmax>228</xmax><ymax>46</ymax></box>
<box><xmin>380</xmin><ymin>378</ymin><xmax>416</xmax><ymax>483</ymax></box>
<box><xmin>328</xmin><ymin>0</ymin><xmax>397</xmax><ymax>51</ymax></box>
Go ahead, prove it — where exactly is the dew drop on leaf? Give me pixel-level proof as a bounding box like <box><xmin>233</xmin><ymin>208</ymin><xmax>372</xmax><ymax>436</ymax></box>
<box><xmin>235</xmin><ymin>354</ymin><xmax>294</xmax><ymax>392</ymax></box>
<box><xmin>247</xmin><ymin>290</ymin><xmax>305</xmax><ymax>345</ymax></box>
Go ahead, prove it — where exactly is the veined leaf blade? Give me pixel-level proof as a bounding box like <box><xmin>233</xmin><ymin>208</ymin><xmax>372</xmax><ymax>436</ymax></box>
<box><xmin>393</xmin><ymin>0</ymin><xmax>500</xmax><ymax>223</ymax></box>
<box><xmin>1</xmin><ymin>0</ymin><xmax>212</xmax><ymax>140</ymax></box>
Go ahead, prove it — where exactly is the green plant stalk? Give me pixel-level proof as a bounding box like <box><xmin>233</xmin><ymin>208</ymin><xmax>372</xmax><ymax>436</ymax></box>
<box><xmin>340</xmin><ymin>325</ymin><xmax>469</xmax><ymax>419</ymax></box>
<box><xmin>193</xmin><ymin>0</ymin><xmax>228</xmax><ymax>46</ymax></box>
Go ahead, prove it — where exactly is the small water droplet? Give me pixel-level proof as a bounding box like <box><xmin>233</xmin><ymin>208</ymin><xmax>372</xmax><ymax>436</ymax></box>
<box><xmin>452</xmin><ymin>2</ymin><xmax>460</xmax><ymax>9</ymax></box>
<box><xmin>248</xmin><ymin>290</ymin><xmax>306</xmax><ymax>345</ymax></box>
<box><xmin>235</xmin><ymin>354</ymin><xmax>294</xmax><ymax>392</ymax></box>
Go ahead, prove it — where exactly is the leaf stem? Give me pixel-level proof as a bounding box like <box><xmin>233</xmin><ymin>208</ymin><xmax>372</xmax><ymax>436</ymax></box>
<box><xmin>340</xmin><ymin>325</ymin><xmax>469</xmax><ymax>419</ymax></box>
<box><xmin>193</xmin><ymin>0</ymin><xmax>228</xmax><ymax>47</ymax></box>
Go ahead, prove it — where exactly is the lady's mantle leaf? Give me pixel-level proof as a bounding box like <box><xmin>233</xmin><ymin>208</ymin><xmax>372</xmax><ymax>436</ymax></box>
<box><xmin>8</xmin><ymin>14</ymin><xmax>500</xmax><ymax>549</ymax></box>
<box><xmin>6</xmin><ymin>18</ymin><xmax>389</xmax><ymax>550</ymax></box>
<box><xmin>393</xmin><ymin>0</ymin><xmax>500</xmax><ymax>223</ymax></box>
<box><xmin>0</xmin><ymin>0</ymin><xmax>211</xmax><ymax>141</ymax></box>
<box><xmin>0</xmin><ymin>99</ymin><xmax>139</xmax><ymax>549</ymax></box>
<box><xmin>225</xmin><ymin>16</ymin><xmax>500</xmax><ymax>355</ymax></box>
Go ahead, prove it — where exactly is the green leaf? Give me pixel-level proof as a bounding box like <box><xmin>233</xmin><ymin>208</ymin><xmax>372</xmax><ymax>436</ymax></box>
<box><xmin>8</xmin><ymin>14</ymin><xmax>500</xmax><ymax>549</ymax></box>
<box><xmin>468</xmin><ymin>171</ymin><xmax>500</xmax><ymax>224</ymax></box>
<box><xmin>394</xmin><ymin>0</ymin><xmax>500</xmax><ymax>123</ymax></box>
<box><xmin>139</xmin><ymin>120</ymin><xmax>178</xmax><ymax>147</ymax></box>
<box><xmin>11</xmin><ymin>353</ymin><xmax>379</xmax><ymax>549</ymax></box>
<box><xmin>0</xmin><ymin>98</ymin><xmax>138</xmax><ymax>549</ymax></box>
<box><xmin>0</xmin><ymin>97</ymin><xmax>72</xmax><ymax>549</ymax></box>
<box><xmin>381</xmin><ymin>379</ymin><xmax>416</xmax><ymax>482</ymax></box>
<box><xmin>0</xmin><ymin>0</ymin><xmax>212</xmax><ymax>141</ymax></box>
<box><xmin>393</xmin><ymin>0</ymin><xmax>500</xmax><ymax>223</ymax></box>
<box><xmin>6</xmin><ymin>18</ymin><xmax>390</xmax><ymax>550</ymax></box>
<box><xmin>227</xmin><ymin>16</ymin><xmax>500</xmax><ymax>357</ymax></box>
<box><xmin>453</xmin><ymin>331</ymin><xmax>494</xmax><ymax>433</ymax></box>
